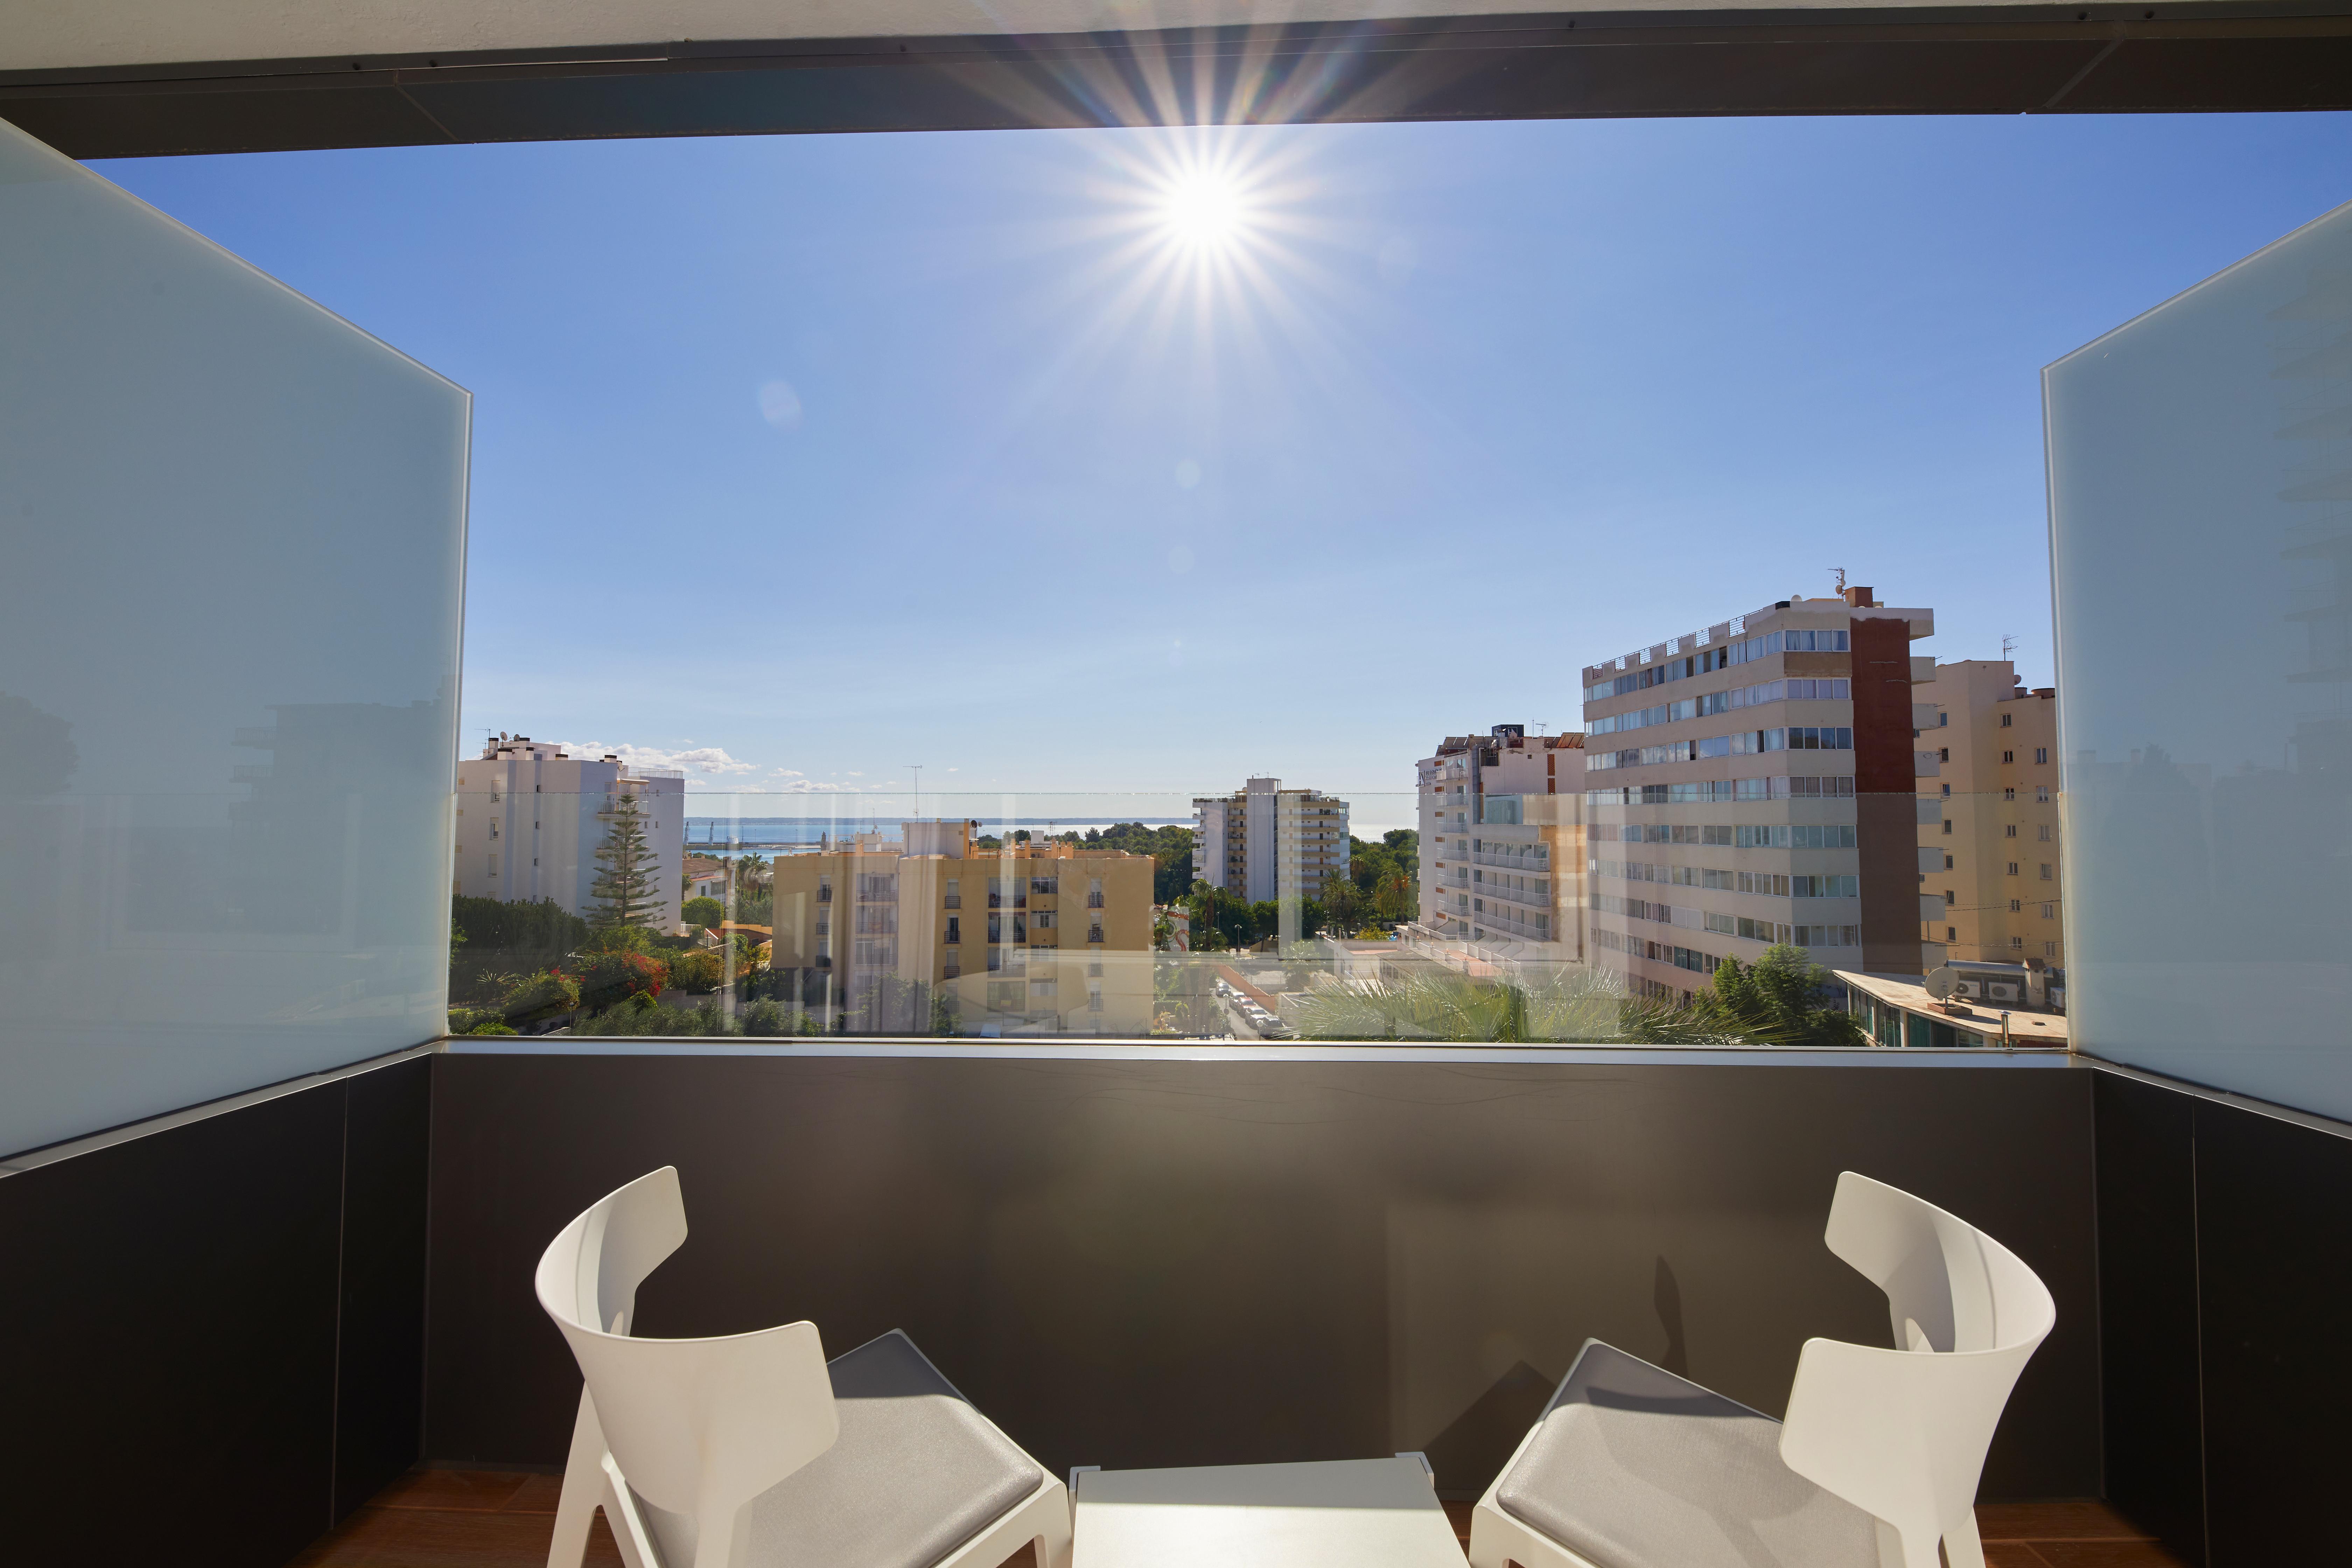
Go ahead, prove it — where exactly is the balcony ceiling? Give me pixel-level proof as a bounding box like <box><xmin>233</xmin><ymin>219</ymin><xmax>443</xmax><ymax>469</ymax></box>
<box><xmin>5</xmin><ymin>0</ymin><xmax>2351</xmax><ymax>157</ymax></box>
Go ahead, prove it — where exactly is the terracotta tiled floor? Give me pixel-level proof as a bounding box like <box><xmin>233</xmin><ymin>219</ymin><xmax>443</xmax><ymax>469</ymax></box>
<box><xmin>294</xmin><ymin>1469</ymin><xmax>2187</xmax><ymax>1567</ymax></box>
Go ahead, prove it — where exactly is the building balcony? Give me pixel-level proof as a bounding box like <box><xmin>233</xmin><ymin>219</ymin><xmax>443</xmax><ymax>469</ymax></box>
<box><xmin>6</xmin><ymin>1034</ymin><xmax>2245</xmax><ymax>1568</ymax></box>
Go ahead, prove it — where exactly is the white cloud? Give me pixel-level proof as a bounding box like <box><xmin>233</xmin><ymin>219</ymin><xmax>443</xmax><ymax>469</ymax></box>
<box><xmin>553</xmin><ymin>741</ymin><xmax>756</xmax><ymax>777</ymax></box>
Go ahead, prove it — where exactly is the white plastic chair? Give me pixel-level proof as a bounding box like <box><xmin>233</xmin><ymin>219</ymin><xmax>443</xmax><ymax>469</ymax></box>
<box><xmin>537</xmin><ymin>1167</ymin><xmax>1072</xmax><ymax>1568</ymax></box>
<box><xmin>1467</xmin><ymin>1171</ymin><xmax>2056</xmax><ymax>1568</ymax></box>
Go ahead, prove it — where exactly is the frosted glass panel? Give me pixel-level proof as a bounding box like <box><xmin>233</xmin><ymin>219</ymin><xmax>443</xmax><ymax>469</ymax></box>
<box><xmin>2046</xmin><ymin>199</ymin><xmax>2352</xmax><ymax>1120</ymax></box>
<box><xmin>0</xmin><ymin>119</ymin><xmax>468</xmax><ymax>1157</ymax></box>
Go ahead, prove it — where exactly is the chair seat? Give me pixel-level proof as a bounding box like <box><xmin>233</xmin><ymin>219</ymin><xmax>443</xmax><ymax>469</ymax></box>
<box><xmin>637</xmin><ymin>1330</ymin><xmax>1042</xmax><ymax>1568</ymax></box>
<box><xmin>1493</xmin><ymin>1341</ymin><xmax>1882</xmax><ymax>1568</ymax></box>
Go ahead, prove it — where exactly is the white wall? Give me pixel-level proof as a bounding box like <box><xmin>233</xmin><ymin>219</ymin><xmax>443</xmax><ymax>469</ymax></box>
<box><xmin>2046</xmin><ymin>196</ymin><xmax>2352</xmax><ymax>1122</ymax></box>
<box><xmin>0</xmin><ymin>120</ymin><xmax>469</xmax><ymax>1157</ymax></box>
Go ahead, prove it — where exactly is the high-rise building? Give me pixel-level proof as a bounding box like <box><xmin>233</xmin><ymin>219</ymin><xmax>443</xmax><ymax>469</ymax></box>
<box><xmin>768</xmin><ymin>821</ymin><xmax>1156</xmax><ymax>1035</ymax></box>
<box><xmin>1916</xmin><ymin>661</ymin><xmax>2064</xmax><ymax>971</ymax></box>
<box><xmin>1191</xmin><ymin>778</ymin><xmax>1350</xmax><ymax>939</ymax></box>
<box><xmin>453</xmin><ymin>735</ymin><xmax>686</xmax><ymax>932</ymax></box>
<box><xmin>1580</xmin><ymin>588</ymin><xmax>1938</xmax><ymax>1001</ymax></box>
<box><xmin>1411</xmin><ymin>726</ymin><xmax>1587</xmax><ymax>962</ymax></box>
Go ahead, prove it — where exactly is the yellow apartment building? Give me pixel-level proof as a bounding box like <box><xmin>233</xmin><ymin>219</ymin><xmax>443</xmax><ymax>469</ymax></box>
<box><xmin>1918</xmin><ymin>661</ymin><xmax>2065</xmax><ymax>970</ymax></box>
<box><xmin>767</xmin><ymin>820</ymin><xmax>1157</xmax><ymax>1036</ymax></box>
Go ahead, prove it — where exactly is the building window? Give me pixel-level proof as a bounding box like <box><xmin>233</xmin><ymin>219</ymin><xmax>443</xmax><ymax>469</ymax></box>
<box><xmin>2009</xmin><ymin>899</ymin><xmax>2022</xmax><ymax>913</ymax></box>
<box><xmin>1943</xmin><ymin>889</ymin><xmax>1956</xmax><ymax>905</ymax></box>
<box><xmin>2042</xmin><ymin>903</ymin><xmax>2056</xmax><ymax>919</ymax></box>
<box><xmin>1946</xmin><ymin>926</ymin><xmax>1957</xmax><ymax>941</ymax></box>
<box><xmin>2039</xmin><ymin>864</ymin><xmax>2053</xmax><ymax>880</ymax></box>
<box><xmin>2007</xmin><ymin>862</ymin><xmax>2020</xmax><ymax>876</ymax></box>
<box><xmin>2037</xmin><ymin>825</ymin><xmax>2052</xmax><ymax>842</ymax></box>
<box><xmin>1942</xmin><ymin>819</ymin><xmax>1952</xmax><ymax>835</ymax></box>
<box><xmin>2005</xmin><ymin>825</ymin><xmax>2018</xmax><ymax>838</ymax></box>
<box><xmin>2035</xmin><ymin>747</ymin><xmax>2049</xmax><ymax>764</ymax></box>
<box><xmin>2036</xmin><ymin>785</ymin><xmax>2052</xmax><ymax>803</ymax></box>
<box><xmin>1940</xmin><ymin>713</ymin><xmax>1949</xmax><ymax>727</ymax></box>
<box><xmin>2004</xmin><ymin>788</ymin><xmax>2017</xmax><ymax>801</ymax></box>
<box><xmin>1939</xmin><ymin>747</ymin><xmax>1950</xmax><ymax>762</ymax></box>
<box><xmin>2010</xmin><ymin>936</ymin><xmax>2024</xmax><ymax>950</ymax></box>
<box><xmin>1944</xmin><ymin>854</ymin><xmax>1954</xmax><ymax>870</ymax></box>
<box><xmin>1941</xmin><ymin>782</ymin><xmax>1951</xmax><ymax>797</ymax></box>
<box><xmin>2002</xmin><ymin>750</ymin><xmax>2015</xmax><ymax>764</ymax></box>
<box><xmin>488</xmin><ymin>854</ymin><xmax>499</xmax><ymax>876</ymax></box>
<box><xmin>2000</xmin><ymin>713</ymin><xmax>2013</xmax><ymax>728</ymax></box>
<box><xmin>2046</xmin><ymin>941</ymin><xmax>2059</xmax><ymax>957</ymax></box>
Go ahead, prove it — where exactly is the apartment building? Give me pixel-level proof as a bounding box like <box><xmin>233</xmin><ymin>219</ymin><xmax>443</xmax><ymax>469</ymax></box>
<box><xmin>1191</xmin><ymin>778</ymin><xmax>1350</xmax><ymax>941</ymax></box>
<box><xmin>768</xmin><ymin>820</ymin><xmax>1156</xmax><ymax>1036</ymax></box>
<box><xmin>452</xmin><ymin>735</ymin><xmax>685</xmax><ymax>932</ymax></box>
<box><xmin>1413</xmin><ymin>725</ymin><xmax>1587</xmax><ymax>962</ymax></box>
<box><xmin>1580</xmin><ymin>588</ymin><xmax>1937</xmax><ymax>1001</ymax></box>
<box><xmin>1917</xmin><ymin>661</ymin><xmax>2065</xmax><ymax>971</ymax></box>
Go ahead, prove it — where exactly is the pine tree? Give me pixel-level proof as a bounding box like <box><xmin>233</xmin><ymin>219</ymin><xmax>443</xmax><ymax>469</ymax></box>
<box><xmin>588</xmin><ymin>791</ymin><xmax>666</xmax><ymax>932</ymax></box>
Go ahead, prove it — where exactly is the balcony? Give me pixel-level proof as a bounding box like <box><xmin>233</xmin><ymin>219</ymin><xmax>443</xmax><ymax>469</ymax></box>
<box><xmin>945</xmin><ymin>894</ymin><xmax>962</xmax><ymax>909</ymax></box>
<box><xmin>7</xmin><ymin>1038</ymin><xmax>2254</xmax><ymax>1568</ymax></box>
<box><xmin>8</xmin><ymin>30</ymin><xmax>2346</xmax><ymax>1568</ymax></box>
<box><xmin>1472</xmin><ymin>849</ymin><xmax>1550</xmax><ymax>873</ymax></box>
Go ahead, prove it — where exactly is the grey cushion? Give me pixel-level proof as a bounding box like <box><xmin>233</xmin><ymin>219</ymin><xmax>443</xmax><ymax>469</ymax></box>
<box><xmin>637</xmin><ymin>1329</ymin><xmax>1042</xmax><ymax>1568</ymax></box>
<box><xmin>1494</xmin><ymin>1340</ymin><xmax>1881</xmax><ymax>1568</ymax></box>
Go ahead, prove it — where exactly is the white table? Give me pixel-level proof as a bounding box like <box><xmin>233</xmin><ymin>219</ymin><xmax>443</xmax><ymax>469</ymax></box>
<box><xmin>1071</xmin><ymin>1456</ymin><xmax>1466</xmax><ymax>1567</ymax></box>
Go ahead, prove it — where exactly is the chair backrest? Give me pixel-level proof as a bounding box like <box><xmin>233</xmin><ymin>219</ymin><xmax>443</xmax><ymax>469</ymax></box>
<box><xmin>1778</xmin><ymin>1173</ymin><xmax>2056</xmax><ymax>1567</ymax></box>
<box><xmin>536</xmin><ymin>1167</ymin><xmax>840</xmax><ymax>1568</ymax></box>
<box><xmin>539</xmin><ymin>1166</ymin><xmax>690</xmax><ymax>1336</ymax></box>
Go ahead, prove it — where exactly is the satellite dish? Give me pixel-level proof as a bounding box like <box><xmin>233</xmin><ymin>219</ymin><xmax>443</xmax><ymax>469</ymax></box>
<box><xmin>1923</xmin><ymin>967</ymin><xmax>1957</xmax><ymax>1001</ymax></box>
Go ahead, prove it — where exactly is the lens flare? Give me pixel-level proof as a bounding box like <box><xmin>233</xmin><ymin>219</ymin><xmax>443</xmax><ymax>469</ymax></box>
<box><xmin>1162</xmin><ymin>171</ymin><xmax>1246</xmax><ymax>250</ymax></box>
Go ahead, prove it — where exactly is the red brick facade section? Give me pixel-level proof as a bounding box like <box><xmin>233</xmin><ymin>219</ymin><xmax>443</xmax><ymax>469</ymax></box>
<box><xmin>1851</xmin><ymin>615</ymin><xmax>1922</xmax><ymax>972</ymax></box>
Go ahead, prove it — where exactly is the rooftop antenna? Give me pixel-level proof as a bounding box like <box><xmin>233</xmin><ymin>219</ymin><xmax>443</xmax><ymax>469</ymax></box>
<box><xmin>908</xmin><ymin>763</ymin><xmax>921</xmax><ymax>819</ymax></box>
<box><xmin>1832</xmin><ymin>567</ymin><xmax>1847</xmax><ymax>595</ymax></box>
<box><xmin>2002</xmin><ymin>635</ymin><xmax>2020</xmax><ymax>662</ymax></box>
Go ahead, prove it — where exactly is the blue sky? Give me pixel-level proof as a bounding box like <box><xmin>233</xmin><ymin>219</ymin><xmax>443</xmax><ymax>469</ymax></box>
<box><xmin>97</xmin><ymin>112</ymin><xmax>2352</xmax><ymax>828</ymax></box>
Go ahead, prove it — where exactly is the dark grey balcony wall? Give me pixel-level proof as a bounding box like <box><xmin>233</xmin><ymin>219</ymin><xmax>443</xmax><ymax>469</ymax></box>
<box><xmin>0</xmin><ymin>1053</ymin><xmax>432</xmax><ymax>1567</ymax></box>
<box><xmin>424</xmin><ymin>1051</ymin><xmax>2099</xmax><ymax>1499</ymax></box>
<box><xmin>2095</xmin><ymin>1068</ymin><xmax>2352</xmax><ymax>1566</ymax></box>
<box><xmin>8</xmin><ymin>6</ymin><xmax>2352</xmax><ymax>160</ymax></box>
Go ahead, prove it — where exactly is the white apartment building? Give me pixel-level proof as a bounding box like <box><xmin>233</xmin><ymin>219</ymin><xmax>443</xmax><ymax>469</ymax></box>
<box><xmin>1191</xmin><ymin>777</ymin><xmax>1350</xmax><ymax>943</ymax></box>
<box><xmin>1412</xmin><ymin>725</ymin><xmax>1587</xmax><ymax>963</ymax></box>
<box><xmin>1580</xmin><ymin>589</ymin><xmax>1938</xmax><ymax>1002</ymax></box>
<box><xmin>451</xmin><ymin>734</ymin><xmax>686</xmax><ymax>931</ymax></box>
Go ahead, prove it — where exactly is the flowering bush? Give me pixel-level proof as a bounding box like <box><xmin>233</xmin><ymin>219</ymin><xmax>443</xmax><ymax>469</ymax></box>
<box><xmin>577</xmin><ymin>950</ymin><xmax>667</xmax><ymax>1012</ymax></box>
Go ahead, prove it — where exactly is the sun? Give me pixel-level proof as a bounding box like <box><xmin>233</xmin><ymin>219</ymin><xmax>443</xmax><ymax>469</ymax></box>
<box><xmin>1160</xmin><ymin>169</ymin><xmax>1247</xmax><ymax>251</ymax></box>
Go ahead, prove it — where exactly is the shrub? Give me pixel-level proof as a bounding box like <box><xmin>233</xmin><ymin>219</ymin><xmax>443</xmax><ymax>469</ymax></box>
<box><xmin>578</xmin><ymin>950</ymin><xmax>667</xmax><ymax>1011</ymax></box>
<box><xmin>739</xmin><ymin>999</ymin><xmax>788</xmax><ymax>1037</ymax></box>
<box><xmin>574</xmin><ymin>994</ymin><xmax>742</xmax><ymax>1037</ymax></box>
<box><xmin>681</xmin><ymin>896</ymin><xmax>724</xmax><ymax>928</ymax></box>
<box><xmin>665</xmin><ymin>948</ymin><xmax>723</xmax><ymax>993</ymax></box>
<box><xmin>499</xmin><ymin>968</ymin><xmax>580</xmax><ymax>1024</ymax></box>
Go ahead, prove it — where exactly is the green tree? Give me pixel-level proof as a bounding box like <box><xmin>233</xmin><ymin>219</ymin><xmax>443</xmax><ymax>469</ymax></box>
<box><xmin>588</xmin><ymin>792</ymin><xmax>667</xmax><ymax>933</ymax></box>
<box><xmin>1382</xmin><ymin>828</ymin><xmax>1420</xmax><ymax>881</ymax></box>
<box><xmin>1324</xmin><ymin>873</ymin><xmax>1366</xmax><ymax>931</ymax></box>
<box><xmin>682</xmin><ymin>895</ymin><xmax>725</xmax><ymax>928</ymax></box>
<box><xmin>1697</xmin><ymin>945</ymin><xmax>1867</xmax><ymax>1048</ymax></box>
